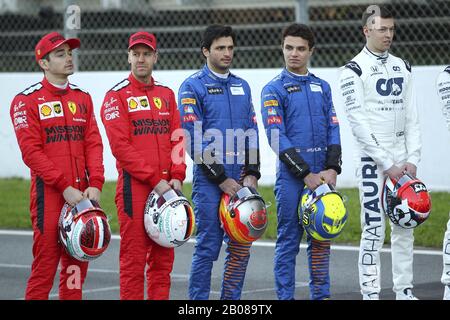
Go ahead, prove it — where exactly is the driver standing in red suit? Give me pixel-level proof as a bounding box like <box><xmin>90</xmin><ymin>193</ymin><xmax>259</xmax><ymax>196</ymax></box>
<box><xmin>10</xmin><ymin>32</ymin><xmax>105</xmax><ymax>300</ymax></box>
<box><xmin>100</xmin><ymin>31</ymin><xmax>186</xmax><ymax>300</ymax></box>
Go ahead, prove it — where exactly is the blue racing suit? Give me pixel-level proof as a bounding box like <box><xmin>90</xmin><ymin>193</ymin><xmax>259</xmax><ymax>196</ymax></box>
<box><xmin>178</xmin><ymin>65</ymin><xmax>260</xmax><ymax>300</ymax></box>
<box><xmin>260</xmin><ymin>69</ymin><xmax>342</xmax><ymax>300</ymax></box>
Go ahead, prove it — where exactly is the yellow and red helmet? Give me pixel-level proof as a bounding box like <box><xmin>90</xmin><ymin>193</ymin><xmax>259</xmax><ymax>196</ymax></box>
<box><xmin>219</xmin><ymin>187</ymin><xmax>268</xmax><ymax>244</ymax></box>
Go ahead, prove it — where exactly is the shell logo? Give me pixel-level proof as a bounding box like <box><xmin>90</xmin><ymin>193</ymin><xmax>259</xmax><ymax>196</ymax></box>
<box><xmin>129</xmin><ymin>99</ymin><xmax>138</xmax><ymax>110</ymax></box>
<box><xmin>40</xmin><ymin>105</ymin><xmax>52</xmax><ymax>117</ymax></box>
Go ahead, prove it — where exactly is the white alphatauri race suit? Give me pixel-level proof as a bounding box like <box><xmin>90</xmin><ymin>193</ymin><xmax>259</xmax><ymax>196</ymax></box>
<box><xmin>436</xmin><ymin>66</ymin><xmax>450</xmax><ymax>294</ymax></box>
<box><xmin>339</xmin><ymin>46</ymin><xmax>421</xmax><ymax>298</ymax></box>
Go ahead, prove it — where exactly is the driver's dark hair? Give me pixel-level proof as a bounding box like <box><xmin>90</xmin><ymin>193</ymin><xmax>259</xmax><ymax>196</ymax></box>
<box><xmin>362</xmin><ymin>5</ymin><xmax>394</xmax><ymax>27</ymax></box>
<box><xmin>281</xmin><ymin>23</ymin><xmax>315</xmax><ymax>49</ymax></box>
<box><xmin>201</xmin><ymin>24</ymin><xmax>236</xmax><ymax>52</ymax></box>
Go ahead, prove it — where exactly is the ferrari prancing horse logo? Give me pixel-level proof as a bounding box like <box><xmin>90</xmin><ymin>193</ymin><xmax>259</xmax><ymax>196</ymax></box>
<box><xmin>68</xmin><ymin>101</ymin><xmax>77</xmax><ymax>115</ymax></box>
<box><xmin>153</xmin><ymin>97</ymin><xmax>162</xmax><ymax>109</ymax></box>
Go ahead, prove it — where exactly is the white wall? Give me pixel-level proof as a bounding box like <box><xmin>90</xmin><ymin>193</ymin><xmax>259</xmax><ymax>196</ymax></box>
<box><xmin>1</xmin><ymin>66</ymin><xmax>449</xmax><ymax>191</ymax></box>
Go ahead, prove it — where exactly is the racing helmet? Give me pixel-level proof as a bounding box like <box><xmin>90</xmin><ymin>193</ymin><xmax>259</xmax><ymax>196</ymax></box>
<box><xmin>58</xmin><ymin>199</ymin><xmax>111</xmax><ymax>262</ymax></box>
<box><xmin>382</xmin><ymin>173</ymin><xmax>431</xmax><ymax>229</ymax></box>
<box><xmin>299</xmin><ymin>184</ymin><xmax>348</xmax><ymax>241</ymax></box>
<box><xmin>219</xmin><ymin>187</ymin><xmax>268</xmax><ymax>244</ymax></box>
<box><xmin>144</xmin><ymin>189</ymin><xmax>195</xmax><ymax>248</ymax></box>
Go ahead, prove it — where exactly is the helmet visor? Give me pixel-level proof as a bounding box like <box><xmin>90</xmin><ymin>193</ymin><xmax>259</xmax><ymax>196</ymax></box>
<box><xmin>235</xmin><ymin>186</ymin><xmax>257</xmax><ymax>200</ymax></box>
<box><xmin>304</xmin><ymin>184</ymin><xmax>341</xmax><ymax>210</ymax></box>
<box><xmin>162</xmin><ymin>189</ymin><xmax>179</xmax><ymax>202</ymax></box>
<box><xmin>155</xmin><ymin>189</ymin><xmax>180</xmax><ymax>208</ymax></box>
<box><xmin>311</xmin><ymin>183</ymin><xmax>334</xmax><ymax>199</ymax></box>
<box><xmin>72</xmin><ymin>198</ymin><xmax>101</xmax><ymax>216</ymax></box>
<box><xmin>397</xmin><ymin>173</ymin><xmax>414</xmax><ymax>187</ymax></box>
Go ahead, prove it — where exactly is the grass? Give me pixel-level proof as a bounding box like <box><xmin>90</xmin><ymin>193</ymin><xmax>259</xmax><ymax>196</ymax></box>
<box><xmin>1</xmin><ymin>178</ymin><xmax>449</xmax><ymax>248</ymax></box>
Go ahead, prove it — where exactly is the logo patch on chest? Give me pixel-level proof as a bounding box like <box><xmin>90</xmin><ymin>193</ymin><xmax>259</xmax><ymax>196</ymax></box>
<box><xmin>153</xmin><ymin>97</ymin><xmax>162</xmax><ymax>109</ymax></box>
<box><xmin>38</xmin><ymin>101</ymin><xmax>64</xmax><ymax>120</ymax></box>
<box><xmin>230</xmin><ymin>86</ymin><xmax>245</xmax><ymax>95</ymax></box>
<box><xmin>285</xmin><ymin>85</ymin><xmax>301</xmax><ymax>93</ymax></box>
<box><xmin>207</xmin><ymin>87</ymin><xmax>223</xmax><ymax>95</ymax></box>
<box><xmin>127</xmin><ymin>96</ymin><xmax>150</xmax><ymax>112</ymax></box>
<box><xmin>68</xmin><ymin>101</ymin><xmax>77</xmax><ymax>115</ymax></box>
<box><xmin>310</xmin><ymin>83</ymin><xmax>322</xmax><ymax>93</ymax></box>
<box><xmin>140</xmin><ymin>97</ymin><xmax>150</xmax><ymax>109</ymax></box>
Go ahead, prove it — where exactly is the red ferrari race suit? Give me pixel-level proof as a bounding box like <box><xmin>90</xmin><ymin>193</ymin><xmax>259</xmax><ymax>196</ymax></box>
<box><xmin>10</xmin><ymin>77</ymin><xmax>104</xmax><ymax>300</ymax></box>
<box><xmin>101</xmin><ymin>73</ymin><xmax>186</xmax><ymax>300</ymax></box>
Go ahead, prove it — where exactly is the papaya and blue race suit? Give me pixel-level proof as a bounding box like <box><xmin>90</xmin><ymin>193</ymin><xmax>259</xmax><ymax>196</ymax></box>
<box><xmin>261</xmin><ymin>68</ymin><xmax>342</xmax><ymax>300</ymax></box>
<box><xmin>178</xmin><ymin>65</ymin><xmax>260</xmax><ymax>300</ymax></box>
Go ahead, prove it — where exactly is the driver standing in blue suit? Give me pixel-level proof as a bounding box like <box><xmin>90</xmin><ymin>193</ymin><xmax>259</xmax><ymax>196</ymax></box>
<box><xmin>178</xmin><ymin>25</ymin><xmax>260</xmax><ymax>300</ymax></box>
<box><xmin>260</xmin><ymin>23</ymin><xmax>342</xmax><ymax>300</ymax></box>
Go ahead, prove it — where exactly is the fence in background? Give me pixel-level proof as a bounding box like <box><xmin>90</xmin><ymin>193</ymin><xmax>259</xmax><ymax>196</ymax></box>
<box><xmin>1</xmin><ymin>0</ymin><xmax>449</xmax><ymax>72</ymax></box>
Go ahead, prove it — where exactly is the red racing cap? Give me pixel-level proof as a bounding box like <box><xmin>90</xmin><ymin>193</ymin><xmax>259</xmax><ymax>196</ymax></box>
<box><xmin>35</xmin><ymin>32</ymin><xmax>80</xmax><ymax>62</ymax></box>
<box><xmin>128</xmin><ymin>31</ymin><xmax>157</xmax><ymax>51</ymax></box>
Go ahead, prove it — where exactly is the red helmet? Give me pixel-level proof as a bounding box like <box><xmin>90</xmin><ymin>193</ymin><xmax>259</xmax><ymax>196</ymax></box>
<box><xmin>59</xmin><ymin>199</ymin><xmax>111</xmax><ymax>261</ymax></box>
<box><xmin>219</xmin><ymin>187</ymin><xmax>268</xmax><ymax>244</ymax></box>
<box><xmin>382</xmin><ymin>173</ymin><xmax>431</xmax><ymax>229</ymax></box>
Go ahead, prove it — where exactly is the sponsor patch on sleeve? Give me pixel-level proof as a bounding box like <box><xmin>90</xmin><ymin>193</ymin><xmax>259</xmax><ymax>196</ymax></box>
<box><xmin>263</xmin><ymin>99</ymin><xmax>279</xmax><ymax>107</ymax></box>
<box><xmin>183</xmin><ymin>105</ymin><xmax>194</xmax><ymax>114</ymax></box>
<box><xmin>104</xmin><ymin>109</ymin><xmax>120</xmax><ymax>121</ymax></box>
<box><xmin>181</xmin><ymin>98</ymin><xmax>196</xmax><ymax>105</ymax></box>
<box><xmin>267</xmin><ymin>116</ymin><xmax>282</xmax><ymax>125</ymax></box>
<box><xmin>102</xmin><ymin>96</ymin><xmax>120</xmax><ymax>121</ymax></box>
<box><xmin>267</xmin><ymin>108</ymin><xmax>277</xmax><ymax>116</ymax></box>
<box><xmin>12</xmin><ymin>100</ymin><xmax>28</xmax><ymax>130</ymax></box>
<box><xmin>183</xmin><ymin>114</ymin><xmax>197</xmax><ymax>122</ymax></box>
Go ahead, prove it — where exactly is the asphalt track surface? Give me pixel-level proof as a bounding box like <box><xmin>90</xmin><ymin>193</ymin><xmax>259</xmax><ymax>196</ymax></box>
<box><xmin>0</xmin><ymin>229</ymin><xmax>446</xmax><ymax>300</ymax></box>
